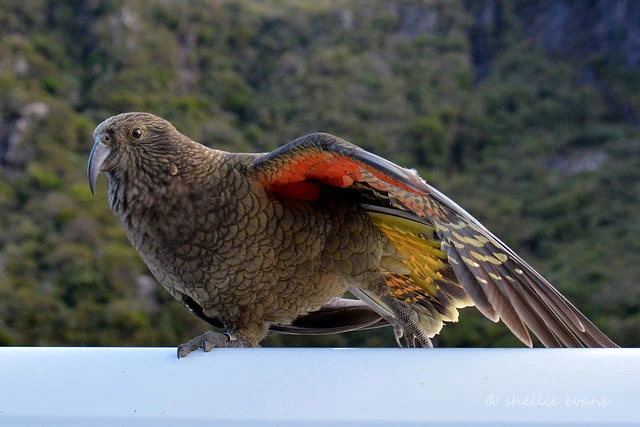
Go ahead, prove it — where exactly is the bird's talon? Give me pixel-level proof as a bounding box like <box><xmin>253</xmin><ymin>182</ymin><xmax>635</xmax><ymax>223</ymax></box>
<box><xmin>405</xmin><ymin>335</ymin><xmax>417</xmax><ymax>348</ymax></box>
<box><xmin>177</xmin><ymin>331</ymin><xmax>253</xmax><ymax>358</ymax></box>
<box><xmin>393</xmin><ymin>324</ymin><xmax>404</xmax><ymax>348</ymax></box>
<box><xmin>202</xmin><ymin>340</ymin><xmax>214</xmax><ymax>353</ymax></box>
<box><xmin>177</xmin><ymin>345</ymin><xmax>189</xmax><ymax>359</ymax></box>
<box><xmin>177</xmin><ymin>340</ymin><xmax>200</xmax><ymax>359</ymax></box>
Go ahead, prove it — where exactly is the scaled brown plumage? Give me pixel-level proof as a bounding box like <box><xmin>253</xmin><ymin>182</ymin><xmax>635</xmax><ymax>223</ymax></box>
<box><xmin>88</xmin><ymin>112</ymin><xmax>617</xmax><ymax>356</ymax></box>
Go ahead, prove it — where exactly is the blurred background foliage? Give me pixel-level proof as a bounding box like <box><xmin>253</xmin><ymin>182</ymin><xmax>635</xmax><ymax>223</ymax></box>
<box><xmin>0</xmin><ymin>0</ymin><xmax>638</xmax><ymax>348</ymax></box>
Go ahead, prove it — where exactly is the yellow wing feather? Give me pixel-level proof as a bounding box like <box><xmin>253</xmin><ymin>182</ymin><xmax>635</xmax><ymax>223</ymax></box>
<box><xmin>368</xmin><ymin>210</ymin><xmax>472</xmax><ymax>337</ymax></box>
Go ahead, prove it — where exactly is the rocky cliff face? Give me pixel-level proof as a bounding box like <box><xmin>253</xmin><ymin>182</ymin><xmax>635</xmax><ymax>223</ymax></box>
<box><xmin>519</xmin><ymin>0</ymin><xmax>640</xmax><ymax>68</ymax></box>
<box><xmin>471</xmin><ymin>0</ymin><xmax>640</xmax><ymax>74</ymax></box>
<box><xmin>0</xmin><ymin>102</ymin><xmax>49</xmax><ymax>167</ymax></box>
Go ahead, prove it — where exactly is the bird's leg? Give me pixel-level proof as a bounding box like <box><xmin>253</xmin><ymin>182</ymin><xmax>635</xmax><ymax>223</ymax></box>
<box><xmin>177</xmin><ymin>331</ymin><xmax>253</xmax><ymax>358</ymax></box>
<box><xmin>380</xmin><ymin>295</ymin><xmax>433</xmax><ymax>348</ymax></box>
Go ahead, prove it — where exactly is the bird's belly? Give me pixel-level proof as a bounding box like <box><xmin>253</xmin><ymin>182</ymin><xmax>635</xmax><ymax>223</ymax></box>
<box><xmin>139</xmin><ymin>195</ymin><xmax>384</xmax><ymax>326</ymax></box>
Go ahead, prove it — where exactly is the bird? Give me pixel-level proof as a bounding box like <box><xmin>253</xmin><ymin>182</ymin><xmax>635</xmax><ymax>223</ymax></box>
<box><xmin>88</xmin><ymin>112</ymin><xmax>617</xmax><ymax>357</ymax></box>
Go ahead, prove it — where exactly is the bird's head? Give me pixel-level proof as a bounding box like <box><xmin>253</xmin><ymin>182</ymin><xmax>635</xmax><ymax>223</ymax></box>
<box><xmin>87</xmin><ymin>112</ymin><xmax>181</xmax><ymax>195</ymax></box>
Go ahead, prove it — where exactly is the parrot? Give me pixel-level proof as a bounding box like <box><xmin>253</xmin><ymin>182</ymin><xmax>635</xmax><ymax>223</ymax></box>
<box><xmin>87</xmin><ymin>112</ymin><xmax>617</xmax><ymax>357</ymax></box>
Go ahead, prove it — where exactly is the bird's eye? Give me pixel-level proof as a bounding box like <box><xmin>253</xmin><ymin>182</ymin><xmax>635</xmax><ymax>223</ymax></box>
<box><xmin>131</xmin><ymin>128</ymin><xmax>143</xmax><ymax>140</ymax></box>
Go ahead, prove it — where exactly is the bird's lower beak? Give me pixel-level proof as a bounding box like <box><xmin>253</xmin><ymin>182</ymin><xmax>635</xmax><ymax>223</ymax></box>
<box><xmin>87</xmin><ymin>140</ymin><xmax>111</xmax><ymax>195</ymax></box>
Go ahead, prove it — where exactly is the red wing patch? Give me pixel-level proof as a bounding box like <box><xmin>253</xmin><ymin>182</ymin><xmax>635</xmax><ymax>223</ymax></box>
<box><xmin>269</xmin><ymin>181</ymin><xmax>322</xmax><ymax>201</ymax></box>
<box><xmin>251</xmin><ymin>134</ymin><xmax>425</xmax><ymax>203</ymax></box>
<box><xmin>259</xmin><ymin>153</ymin><xmax>362</xmax><ymax>200</ymax></box>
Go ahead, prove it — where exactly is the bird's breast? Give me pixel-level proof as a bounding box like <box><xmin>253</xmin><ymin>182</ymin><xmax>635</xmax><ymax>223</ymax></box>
<box><xmin>117</xmin><ymin>170</ymin><xmax>385</xmax><ymax>321</ymax></box>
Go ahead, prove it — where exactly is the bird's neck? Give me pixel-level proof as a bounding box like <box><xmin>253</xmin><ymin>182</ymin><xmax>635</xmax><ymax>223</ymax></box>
<box><xmin>107</xmin><ymin>144</ymin><xmax>229</xmax><ymax>221</ymax></box>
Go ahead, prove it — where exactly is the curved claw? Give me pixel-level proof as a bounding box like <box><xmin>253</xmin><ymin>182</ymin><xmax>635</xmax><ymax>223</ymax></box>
<box><xmin>393</xmin><ymin>324</ymin><xmax>404</xmax><ymax>348</ymax></box>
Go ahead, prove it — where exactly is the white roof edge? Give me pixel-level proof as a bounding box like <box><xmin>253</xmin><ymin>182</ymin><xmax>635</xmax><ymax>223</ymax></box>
<box><xmin>0</xmin><ymin>347</ymin><xmax>637</xmax><ymax>426</ymax></box>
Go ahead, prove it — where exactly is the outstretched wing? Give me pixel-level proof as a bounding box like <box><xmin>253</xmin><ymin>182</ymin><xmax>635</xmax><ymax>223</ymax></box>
<box><xmin>249</xmin><ymin>132</ymin><xmax>617</xmax><ymax>348</ymax></box>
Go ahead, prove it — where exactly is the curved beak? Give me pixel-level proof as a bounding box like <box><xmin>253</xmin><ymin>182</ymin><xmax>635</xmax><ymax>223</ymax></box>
<box><xmin>87</xmin><ymin>139</ymin><xmax>111</xmax><ymax>195</ymax></box>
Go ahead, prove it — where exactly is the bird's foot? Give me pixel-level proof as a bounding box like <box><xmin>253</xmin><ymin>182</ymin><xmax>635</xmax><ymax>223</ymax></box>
<box><xmin>382</xmin><ymin>296</ymin><xmax>433</xmax><ymax>348</ymax></box>
<box><xmin>395</xmin><ymin>318</ymin><xmax>433</xmax><ymax>348</ymax></box>
<box><xmin>177</xmin><ymin>331</ymin><xmax>253</xmax><ymax>358</ymax></box>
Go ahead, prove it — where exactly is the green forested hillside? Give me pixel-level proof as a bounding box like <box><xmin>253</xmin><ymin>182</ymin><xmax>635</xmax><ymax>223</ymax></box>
<box><xmin>0</xmin><ymin>0</ymin><xmax>638</xmax><ymax>348</ymax></box>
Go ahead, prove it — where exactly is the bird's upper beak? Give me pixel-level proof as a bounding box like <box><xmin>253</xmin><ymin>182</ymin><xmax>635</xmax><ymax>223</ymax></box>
<box><xmin>87</xmin><ymin>136</ymin><xmax>111</xmax><ymax>195</ymax></box>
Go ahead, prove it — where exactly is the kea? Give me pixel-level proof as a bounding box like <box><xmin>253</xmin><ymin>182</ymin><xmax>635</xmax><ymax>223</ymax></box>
<box><xmin>88</xmin><ymin>112</ymin><xmax>617</xmax><ymax>357</ymax></box>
